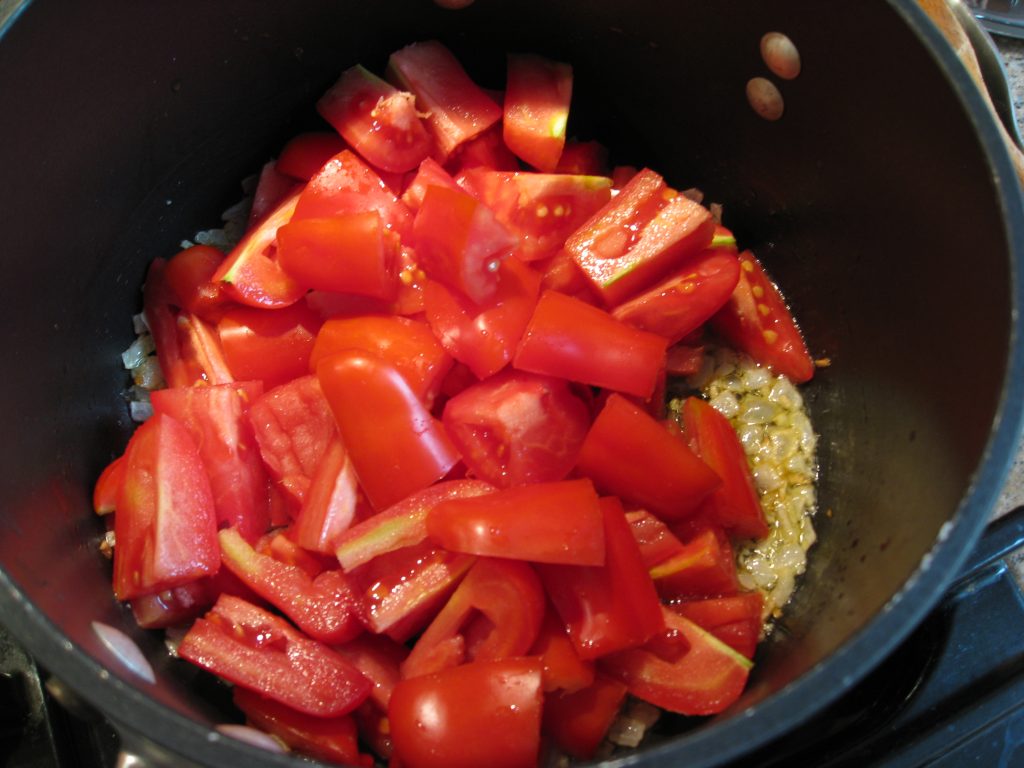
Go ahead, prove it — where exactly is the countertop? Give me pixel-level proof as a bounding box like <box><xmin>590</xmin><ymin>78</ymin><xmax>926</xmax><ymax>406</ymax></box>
<box><xmin>990</xmin><ymin>34</ymin><xmax>1024</xmax><ymax>518</ymax></box>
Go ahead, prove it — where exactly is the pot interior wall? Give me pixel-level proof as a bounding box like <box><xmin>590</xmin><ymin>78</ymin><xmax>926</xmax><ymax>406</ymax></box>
<box><xmin>0</xmin><ymin>0</ymin><xmax>1014</xmax><ymax>764</ymax></box>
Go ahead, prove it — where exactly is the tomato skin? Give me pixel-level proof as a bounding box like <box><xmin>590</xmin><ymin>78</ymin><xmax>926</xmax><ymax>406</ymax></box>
<box><xmin>503</xmin><ymin>54</ymin><xmax>572</xmax><ymax>172</ymax></box>
<box><xmin>387</xmin><ymin>41</ymin><xmax>502</xmax><ymax>159</ymax></box>
<box><xmin>413</xmin><ymin>184</ymin><xmax>518</xmax><ymax>305</ymax></box>
<box><xmin>577</xmin><ymin>394</ymin><xmax>720</xmax><ymax>520</ymax></box>
<box><xmin>310</xmin><ymin>315</ymin><xmax>453</xmax><ymax>408</ymax></box>
<box><xmin>218</xmin><ymin>527</ymin><xmax>363</xmax><ymax>644</ymax></box>
<box><xmin>163</xmin><ymin>245</ymin><xmax>228</xmax><ymax>318</ymax></box>
<box><xmin>530</xmin><ymin>607</ymin><xmax>595</xmax><ymax>694</ymax></box>
<box><xmin>682</xmin><ymin>396</ymin><xmax>769</xmax><ymax>539</ymax></box>
<box><xmin>712</xmin><ymin>250</ymin><xmax>815</xmax><ymax>383</ymax></box>
<box><xmin>150</xmin><ymin>382</ymin><xmax>270</xmax><ymax>543</ymax></box>
<box><xmin>427</xmin><ymin>479</ymin><xmax>605</xmax><ymax>566</ymax></box>
<box><xmin>276</xmin><ymin>213</ymin><xmax>399</xmax><ymax>300</ymax></box>
<box><xmin>93</xmin><ymin>455</ymin><xmax>125</xmax><ymax>515</ymax></box>
<box><xmin>217</xmin><ymin>302</ymin><xmax>322</xmax><ymax>390</ymax></box>
<box><xmin>460</xmin><ymin>170</ymin><xmax>612</xmax><ymax>263</ymax></box>
<box><xmin>611</xmin><ymin>248</ymin><xmax>742</xmax><ymax>345</ymax></box>
<box><xmin>318</xmin><ymin>350</ymin><xmax>460</xmax><ymax>510</ymax></box>
<box><xmin>293</xmin><ymin>149</ymin><xmax>413</xmax><ymax>239</ymax></box>
<box><xmin>441</xmin><ymin>369</ymin><xmax>590</xmax><ymax>488</ymax></box>
<box><xmin>401</xmin><ymin>557</ymin><xmax>545</xmax><ymax>679</ymax></box>
<box><xmin>565</xmin><ymin>168</ymin><xmax>716</xmax><ymax>306</ymax></box>
<box><xmin>389</xmin><ymin>657</ymin><xmax>543</xmax><ymax>768</ymax></box>
<box><xmin>113</xmin><ymin>414</ymin><xmax>220</xmax><ymax>601</ymax></box>
<box><xmin>178</xmin><ymin>594</ymin><xmax>371</xmax><ymax>718</ymax></box>
<box><xmin>248</xmin><ymin>375</ymin><xmax>337</xmax><ymax>505</ymax></box>
<box><xmin>317</xmin><ymin>64</ymin><xmax>432</xmax><ymax>174</ymax></box>
<box><xmin>599</xmin><ymin>607</ymin><xmax>752</xmax><ymax>716</ymax></box>
<box><xmin>212</xmin><ymin>191</ymin><xmax>307</xmax><ymax>309</ymax></box>
<box><xmin>335</xmin><ymin>479</ymin><xmax>494</xmax><ymax>571</ymax></box>
<box><xmin>542</xmin><ymin>675</ymin><xmax>628</xmax><ymax>760</ymax></box>
<box><xmin>275</xmin><ymin>132</ymin><xmax>348</xmax><ymax>181</ymax></box>
<box><xmin>423</xmin><ymin>256</ymin><xmax>540</xmax><ymax>380</ymax></box>
<box><xmin>537</xmin><ymin>497</ymin><xmax>665</xmax><ymax>660</ymax></box>
<box><xmin>514</xmin><ymin>290</ymin><xmax>668</xmax><ymax>399</ymax></box>
<box><xmin>233</xmin><ymin>687</ymin><xmax>372</xmax><ymax>767</ymax></box>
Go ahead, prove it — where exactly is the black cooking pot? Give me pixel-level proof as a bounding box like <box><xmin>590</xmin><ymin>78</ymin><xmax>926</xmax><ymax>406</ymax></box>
<box><xmin>0</xmin><ymin>1</ymin><xmax>1022</xmax><ymax>766</ymax></box>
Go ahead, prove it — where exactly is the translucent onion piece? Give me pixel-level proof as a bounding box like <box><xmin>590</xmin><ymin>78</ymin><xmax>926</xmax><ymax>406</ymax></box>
<box><xmin>216</xmin><ymin>724</ymin><xmax>288</xmax><ymax>753</ymax></box>
<box><xmin>91</xmin><ymin>621</ymin><xmax>156</xmax><ymax>685</ymax></box>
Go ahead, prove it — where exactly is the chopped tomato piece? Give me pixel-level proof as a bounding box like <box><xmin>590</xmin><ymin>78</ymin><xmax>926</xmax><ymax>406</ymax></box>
<box><xmin>248</xmin><ymin>375</ymin><xmax>337</xmax><ymax>505</ymax></box>
<box><xmin>216</xmin><ymin>302</ymin><xmax>322</xmax><ymax>390</ymax></box>
<box><xmin>503</xmin><ymin>54</ymin><xmax>572</xmax><ymax>172</ymax></box>
<box><xmin>261</xmin><ymin>531</ymin><xmax>329</xmax><ymax>578</ymax></box>
<box><xmin>423</xmin><ymin>256</ymin><xmax>540</xmax><ymax>380</ymax></box>
<box><xmin>401</xmin><ymin>557</ymin><xmax>545</xmax><ymax>679</ymax></box>
<box><xmin>536</xmin><ymin>497</ymin><xmax>665</xmax><ymax>660</ymax></box>
<box><xmin>712</xmin><ymin>250</ymin><xmax>815</xmax><ymax>382</ymax></box>
<box><xmin>248</xmin><ymin>161</ymin><xmax>302</xmax><ymax>227</ymax></box>
<box><xmin>291</xmin><ymin>437</ymin><xmax>360</xmax><ymax>554</ymax></box>
<box><xmin>219</xmin><ymin>527</ymin><xmax>363</xmax><ymax>644</ymax></box>
<box><xmin>565</xmin><ymin>168</ymin><xmax>716</xmax><ymax>305</ymax></box>
<box><xmin>576</xmin><ymin>394</ymin><xmax>720</xmax><ymax>520</ymax></box>
<box><xmin>130</xmin><ymin>580</ymin><xmax>212</xmax><ymax>630</ymax></box>
<box><xmin>665</xmin><ymin>343</ymin><xmax>706</xmax><ymax>376</ymax></box>
<box><xmin>441</xmin><ymin>369</ymin><xmax>590</xmax><ymax>488</ymax></box>
<box><xmin>233</xmin><ymin>687</ymin><xmax>372</xmax><ymax>767</ymax></box>
<box><xmin>530</xmin><ymin>607</ymin><xmax>595</xmax><ymax>694</ymax></box>
<box><xmin>400</xmin><ymin>157</ymin><xmax>462</xmax><ymax>211</ymax></box>
<box><xmin>276</xmin><ymin>212</ymin><xmax>399</xmax><ymax>299</ymax></box>
<box><xmin>309</xmin><ymin>315</ymin><xmax>452</xmax><ymax>408</ymax></box>
<box><xmin>669</xmin><ymin>592</ymin><xmax>763</xmax><ymax>659</ymax></box>
<box><xmin>650</xmin><ymin>526</ymin><xmax>740</xmax><ymax>600</ymax></box>
<box><xmin>387</xmin><ymin>41</ymin><xmax>502</xmax><ymax>158</ymax></box>
<box><xmin>275</xmin><ymin>131</ymin><xmax>348</xmax><ymax>181</ymax></box>
<box><xmin>178</xmin><ymin>594</ymin><xmax>371</xmax><ymax>717</ymax></box>
<box><xmin>93</xmin><ymin>455</ymin><xmax>125</xmax><ymax>515</ymax></box>
<box><xmin>389</xmin><ymin>658</ymin><xmax>543</xmax><ymax>768</ymax></box>
<box><xmin>355</xmin><ymin>542</ymin><xmax>475</xmax><ymax>641</ymax></box>
<box><xmin>542</xmin><ymin>675</ymin><xmax>628</xmax><ymax>760</ymax></box>
<box><xmin>163</xmin><ymin>245</ymin><xmax>228</xmax><ymax>319</ymax></box>
<box><xmin>293</xmin><ymin>149</ymin><xmax>413</xmax><ymax>238</ymax></box>
<box><xmin>317</xmin><ymin>64</ymin><xmax>432</xmax><ymax>173</ymax></box>
<box><xmin>150</xmin><ymin>382</ymin><xmax>270</xmax><ymax>542</ymax></box>
<box><xmin>413</xmin><ymin>184</ymin><xmax>518</xmax><ymax>305</ymax></box>
<box><xmin>611</xmin><ymin>248</ymin><xmax>741</xmax><ymax>344</ymax></box>
<box><xmin>515</xmin><ymin>290</ymin><xmax>667</xmax><ymax>399</ymax></box>
<box><xmin>427</xmin><ymin>479</ymin><xmax>604</xmax><ymax>565</ymax></box>
<box><xmin>555</xmin><ymin>140</ymin><xmax>608</xmax><ymax>176</ymax></box>
<box><xmin>625</xmin><ymin>509</ymin><xmax>686</xmax><ymax>568</ymax></box>
<box><xmin>334</xmin><ymin>633</ymin><xmax>409</xmax><ymax>710</ymax></box>
<box><xmin>212</xmin><ymin>191</ymin><xmax>306</xmax><ymax>309</ymax></box>
<box><xmin>460</xmin><ymin>170</ymin><xmax>612</xmax><ymax>263</ymax></box>
<box><xmin>600</xmin><ymin>607</ymin><xmax>752</xmax><ymax>715</ymax></box>
<box><xmin>113</xmin><ymin>413</ymin><xmax>220</xmax><ymax>601</ymax></box>
<box><xmin>682</xmin><ymin>396</ymin><xmax>769</xmax><ymax>539</ymax></box>
<box><xmin>175</xmin><ymin>312</ymin><xmax>235</xmax><ymax>386</ymax></box>
<box><xmin>143</xmin><ymin>258</ymin><xmax>189</xmax><ymax>388</ymax></box>
<box><xmin>444</xmin><ymin>124</ymin><xmax>520</xmax><ymax>173</ymax></box>
<box><xmin>335</xmin><ymin>479</ymin><xmax>494</xmax><ymax>571</ymax></box>
<box><xmin>318</xmin><ymin>350</ymin><xmax>460</xmax><ymax>510</ymax></box>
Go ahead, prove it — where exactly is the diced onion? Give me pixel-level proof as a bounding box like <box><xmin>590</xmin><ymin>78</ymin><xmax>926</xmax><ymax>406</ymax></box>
<box><xmin>91</xmin><ymin>621</ymin><xmax>156</xmax><ymax>684</ymax></box>
<box><xmin>216</xmin><ymin>724</ymin><xmax>288</xmax><ymax>753</ymax></box>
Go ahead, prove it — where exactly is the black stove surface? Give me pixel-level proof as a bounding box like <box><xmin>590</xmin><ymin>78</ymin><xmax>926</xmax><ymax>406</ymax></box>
<box><xmin>3</xmin><ymin>510</ymin><xmax>1024</xmax><ymax>768</ymax></box>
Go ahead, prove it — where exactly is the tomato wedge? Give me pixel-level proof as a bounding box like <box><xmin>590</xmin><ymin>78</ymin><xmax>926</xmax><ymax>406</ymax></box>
<box><xmin>712</xmin><ymin>250</ymin><xmax>815</xmax><ymax>382</ymax></box>
<box><xmin>542</xmin><ymin>675</ymin><xmax>628</xmax><ymax>760</ymax></box>
<box><xmin>650</xmin><ymin>525</ymin><xmax>740</xmax><ymax>600</ymax></box>
<box><xmin>317</xmin><ymin>64</ymin><xmax>432</xmax><ymax>173</ymax></box>
<box><xmin>178</xmin><ymin>594</ymin><xmax>371</xmax><ymax>717</ymax></box>
<box><xmin>150</xmin><ymin>382</ymin><xmax>270</xmax><ymax>543</ymax></box>
<box><xmin>626</xmin><ymin>509</ymin><xmax>687</xmax><ymax>568</ymax></box>
<box><xmin>291</xmin><ymin>436</ymin><xmax>360</xmax><ymax>554</ymax></box>
<box><xmin>401</xmin><ymin>557</ymin><xmax>545</xmax><ymax>679</ymax></box>
<box><xmin>669</xmin><ymin>592</ymin><xmax>763</xmax><ymax>659</ymax></box>
<box><xmin>216</xmin><ymin>302</ymin><xmax>322</xmax><ymax>391</ymax></box>
<box><xmin>577</xmin><ymin>393</ymin><xmax>720</xmax><ymax>520</ymax></box>
<box><xmin>387</xmin><ymin>41</ymin><xmax>502</xmax><ymax>159</ymax></box>
<box><xmin>389</xmin><ymin>657</ymin><xmax>543</xmax><ymax>768</ymax></box>
<box><xmin>113</xmin><ymin>413</ymin><xmax>220</xmax><ymax>601</ymax></box>
<box><xmin>219</xmin><ymin>527</ymin><xmax>363</xmax><ymax>644</ymax></box>
<box><xmin>275</xmin><ymin>131</ymin><xmax>348</xmax><ymax>181</ymax></box>
<box><xmin>565</xmin><ymin>168</ymin><xmax>716</xmax><ymax>305</ymax></box>
<box><xmin>248</xmin><ymin>161</ymin><xmax>302</xmax><ymax>227</ymax></box>
<box><xmin>514</xmin><ymin>290</ymin><xmax>667</xmax><ymax>399</ymax></box>
<box><xmin>212</xmin><ymin>191</ymin><xmax>306</xmax><ymax>309</ymax></box>
<box><xmin>600</xmin><ymin>607</ymin><xmax>752</xmax><ymax>716</ymax></box>
<box><xmin>530</xmin><ymin>607</ymin><xmax>595</xmax><ymax>694</ymax></box>
<box><xmin>441</xmin><ymin>369</ymin><xmax>590</xmax><ymax>488</ymax></box>
<box><xmin>318</xmin><ymin>350</ymin><xmax>460</xmax><ymax>510</ymax></box>
<box><xmin>401</xmin><ymin>157</ymin><xmax>462</xmax><ymax>211</ymax></box>
<box><xmin>682</xmin><ymin>396</ymin><xmax>769</xmax><ymax>539</ymax></box>
<box><xmin>503</xmin><ymin>54</ymin><xmax>572</xmax><ymax>172</ymax></box>
<box><xmin>427</xmin><ymin>479</ymin><xmax>605</xmax><ymax>566</ymax></box>
<box><xmin>162</xmin><ymin>245</ymin><xmax>227</xmax><ymax>318</ymax></box>
<box><xmin>93</xmin><ymin>455</ymin><xmax>125</xmax><ymax>515</ymax></box>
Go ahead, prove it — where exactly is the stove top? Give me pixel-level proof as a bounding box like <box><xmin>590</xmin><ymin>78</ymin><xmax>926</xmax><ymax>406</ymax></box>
<box><xmin>3</xmin><ymin>509</ymin><xmax>1024</xmax><ymax>768</ymax></box>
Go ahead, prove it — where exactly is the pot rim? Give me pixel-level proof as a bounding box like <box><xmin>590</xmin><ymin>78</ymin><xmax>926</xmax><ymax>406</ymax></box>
<box><xmin>1</xmin><ymin>1</ymin><xmax>1023</xmax><ymax>766</ymax></box>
